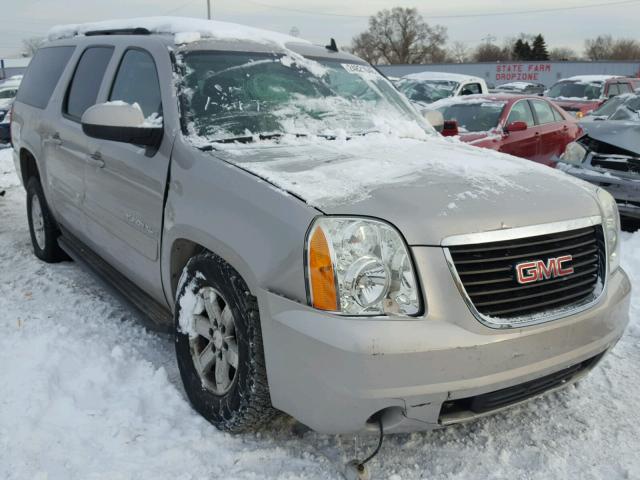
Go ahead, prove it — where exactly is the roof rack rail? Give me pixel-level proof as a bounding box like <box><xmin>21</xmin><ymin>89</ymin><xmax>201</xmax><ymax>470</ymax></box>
<box><xmin>85</xmin><ymin>27</ymin><xmax>151</xmax><ymax>36</ymax></box>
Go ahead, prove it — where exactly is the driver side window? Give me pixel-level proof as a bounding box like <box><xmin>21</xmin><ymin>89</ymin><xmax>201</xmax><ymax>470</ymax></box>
<box><xmin>506</xmin><ymin>101</ymin><xmax>535</xmax><ymax>127</ymax></box>
<box><xmin>109</xmin><ymin>49</ymin><xmax>162</xmax><ymax>124</ymax></box>
<box><xmin>460</xmin><ymin>83</ymin><xmax>481</xmax><ymax>95</ymax></box>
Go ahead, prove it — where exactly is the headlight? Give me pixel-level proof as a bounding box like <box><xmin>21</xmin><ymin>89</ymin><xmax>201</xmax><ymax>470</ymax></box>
<box><xmin>306</xmin><ymin>217</ymin><xmax>421</xmax><ymax>316</ymax></box>
<box><xmin>560</xmin><ymin>142</ymin><xmax>587</xmax><ymax>165</ymax></box>
<box><xmin>597</xmin><ymin>188</ymin><xmax>620</xmax><ymax>272</ymax></box>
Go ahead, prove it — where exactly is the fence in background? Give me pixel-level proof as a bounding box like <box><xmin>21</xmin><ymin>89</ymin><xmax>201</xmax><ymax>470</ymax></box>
<box><xmin>377</xmin><ymin>61</ymin><xmax>640</xmax><ymax>87</ymax></box>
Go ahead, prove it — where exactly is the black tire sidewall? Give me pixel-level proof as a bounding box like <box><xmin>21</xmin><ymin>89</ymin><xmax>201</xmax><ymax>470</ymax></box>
<box><xmin>26</xmin><ymin>177</ymin><xmax>63</xmax><ymax>262</ymax></box>
<box><xmin>174</xmin><ymin>254</ymin><xmax>264</xmax><ymax>431</ymax></box>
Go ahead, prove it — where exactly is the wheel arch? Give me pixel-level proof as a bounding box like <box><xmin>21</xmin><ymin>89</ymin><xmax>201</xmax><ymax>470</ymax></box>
<box><xmin>164</xmin><ymin>230</ymin><xmax>261</xmax><ymax>310</ymax></box>
<box><xmin>19</xmin><ymin>147</ymin><xmax>40</xmax><ymax>185</ymax></box>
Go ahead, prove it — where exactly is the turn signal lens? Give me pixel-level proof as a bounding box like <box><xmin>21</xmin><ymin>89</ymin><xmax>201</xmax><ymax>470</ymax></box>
<box><xmin>308</xmin><ymin>225</ymin><xmax>338</xmax><ymax>311</ymax></box>
<box><xmin>575</xmin><ymin>111</ymin><xmax>584</xmax><ymax>119</ymax></box>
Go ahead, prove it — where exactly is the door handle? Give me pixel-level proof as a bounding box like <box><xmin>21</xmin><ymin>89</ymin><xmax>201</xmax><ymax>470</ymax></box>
<box><xmin>87</xmin><ymin>151</ymin><xmax>105</xmax><ymax>168</ymax></box>
<box><xmin>46</xmin><ymin>132</ymin><xmax>63</xmax><ymax>146</ymax></box>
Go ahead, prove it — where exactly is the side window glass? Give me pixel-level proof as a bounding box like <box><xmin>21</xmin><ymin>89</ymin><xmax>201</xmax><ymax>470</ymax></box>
<box><xmin>65</xmin><ymin>46</ymin><xmax>114</xmax><ymax>120</ymax></box>
<box><xmin>16</xmin><ymin>46</ymin><xmax>75</xmax><ymax>109</ymax></box>
<box><xmin>531</xmin><ymin>100</ymin><xmax>555</xmax><ymax>124</ymax></box>
<box><xmin>607</xmin><ymin>84</ymin><xmax>620</xmax><ymax>97</ymax></box>
<box><xmin>506</xmin><ymin>101</ymin><xmax>535</xmax><ymax>127</ymax></box>
<box><xmin>551</xmin><ymin>105</ymin><xmax>564</xmax><ymax>122</ymax></box>
<box><xmin>109</xmin><ymin>49</ymin><xmax>162</xmax><ymax>123</ymax></box>
<box><xmin>618</xmin><ymin>83</ymin><xmax>632</xmax><ymax>94</ymax></box>
<box><xmin>461</xmin><ymin>83</ymin><xmax>481</xmax><ymax>95</ymax></box>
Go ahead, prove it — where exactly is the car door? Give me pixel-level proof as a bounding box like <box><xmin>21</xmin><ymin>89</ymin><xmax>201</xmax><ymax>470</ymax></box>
<box><xmin>82</xmin><ymin>45</ymin><xmax>172</xmax><ymax>302</ymax></box>
<box><xmin>529</xmin><ymin>99</ymin><xmax>564</xmax><ymax>166</ymax></box>
<box><xmin>45</xmin><ymin>46</ymin><xmax>114</xmax><ymax>238</ymax></box>
<box><xmin>499</xmin><ymin>99</ymin><xmax>539</xmax><ymax>161</ymax></box>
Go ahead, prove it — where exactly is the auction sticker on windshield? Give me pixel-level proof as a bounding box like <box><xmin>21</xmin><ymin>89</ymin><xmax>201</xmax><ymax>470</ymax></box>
<box><xmin>341</xmin><ymin>63</ymin><xmax>378</xmax><ymax>77</ymax></box>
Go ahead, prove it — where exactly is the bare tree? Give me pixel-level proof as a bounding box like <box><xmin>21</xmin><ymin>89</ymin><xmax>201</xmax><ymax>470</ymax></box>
<box><xmin>448</xmin><ymin>41</ymin><xmax>470</xmax><ymax>63</ymax></box>
<box><xmin>584</xmin><ymin>35</ymin><xmax>614</xmax><ymax>60</ymax></box>
<box><xmin>22</xmin><ymin>37</ymin><xmax>44</xmax><ymax>57</ymax></box>
<box><xmin>350</xmin><ymin>7</ymin><xmax>448</xmax><ymax>64</ymax></box>
<box><xmin>549</xmin><ymin>47</ymin><xmax>579</xmax><ymax>61</ymax></box>
<box><xmin>609</xmin><ymin>38</ymin><xmax>640</xmax><ymax>60</ymax></box>
<box><xmin>473</xmin><ymin>42</ymin><xmax>510</xmax><ymax>62</ymax></box>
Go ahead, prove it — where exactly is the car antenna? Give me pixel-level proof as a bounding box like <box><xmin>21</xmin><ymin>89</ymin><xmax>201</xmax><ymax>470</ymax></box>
<box><xmin>325</xmin><ymin>38</ymin><xmax>338</xmax><ymax>52</ymax></box>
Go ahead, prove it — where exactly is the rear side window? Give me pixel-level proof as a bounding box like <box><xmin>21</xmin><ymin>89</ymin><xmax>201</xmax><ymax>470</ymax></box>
<box><xmin>109</xmin><ymin>49</ymin><xmax>162</xmax><ymax>120</ymax></box>
<box><xmin>65</xmin><ymin>46</ymin><xmax>114</xmax><ymax>121</ymax></box>
<box><xmin>461</xmin><ymin>83</ymin><xmax>482</xmax><ymax>95</ymax></box>
<box><xmin>16</xmin><ymin>46</ymin><xmax>75</xmax><ymax>109</ymax></box>
<box><xmin>530</xmin><ymin>99</ymin><xmax>556</xmax><ymax>124</ymax></box>
<box><xmin>618</xmin><ymin>83</ymin><xmax>632</xmax><ymax>94</ymax></box>
<box><xmin>607</xmin><ymin>84</ymin><xmax>620</xmax><ymax>97</ymax></box>
<box><xmin>506</xmin><ymin>100</ymin><xmax>535</xmax><ymax>127</ymax></box>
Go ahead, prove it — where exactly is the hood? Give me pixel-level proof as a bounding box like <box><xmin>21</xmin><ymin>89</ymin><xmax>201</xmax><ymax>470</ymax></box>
<box><xmin>214</xmin><ymin>134</ymin><xmax>600</xmax><ymax>245</ymax></box>
<box><xmin>552</xmin><ymin>99</ymin><xmax>600</xmax><ymax>111</ymax></box>
<box><xmin>580</xmin><ymin>121</ymin><xmax>640</xmax><ymax>155</ymax></box>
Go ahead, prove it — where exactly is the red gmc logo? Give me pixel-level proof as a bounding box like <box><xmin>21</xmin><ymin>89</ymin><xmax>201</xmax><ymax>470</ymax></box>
<box><xmin>515</xmin><ymin>255</ymin><xmax>574</xmax><ymax>284</ymax></box>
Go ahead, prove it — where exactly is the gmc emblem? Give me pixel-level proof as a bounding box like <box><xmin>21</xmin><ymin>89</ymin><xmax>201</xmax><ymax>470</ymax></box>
<box><xmin>515</xmin><ymin>255</ymin><xmax>574</xmax><ymax>284</ymax></box>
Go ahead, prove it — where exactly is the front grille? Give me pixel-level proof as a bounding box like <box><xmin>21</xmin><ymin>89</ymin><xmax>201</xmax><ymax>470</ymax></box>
<box><xmin>448</xmin><ymin>225</ymin><xmax>605</xmax><ymax>320</ymax></box>
<box><xmin>440</xmin><ymin>353</ymin><xmax>604</xmax><ymax>418</ymax></box>
<box><xmin>592</xmin><ymin>154</ymin><xmax>640</xmax><ymax>175</ymax></box>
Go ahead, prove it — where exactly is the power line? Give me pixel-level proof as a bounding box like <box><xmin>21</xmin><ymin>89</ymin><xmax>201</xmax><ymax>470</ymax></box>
<box><xmin>242</xmin><ymin>0</ymin><xmax>640</xmax><ymax>19</ymax></box>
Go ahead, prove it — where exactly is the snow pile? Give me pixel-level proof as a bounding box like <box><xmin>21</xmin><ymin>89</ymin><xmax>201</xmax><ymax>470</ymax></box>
<box><xmin>47</xmin><ymin>16</ymin><xmax>308</xmax><ymax>47</ymax></box>
<box><xmin>1</xmin><ymin>147</ymin><xmax>639</xmax><ymax>479</ymax></box>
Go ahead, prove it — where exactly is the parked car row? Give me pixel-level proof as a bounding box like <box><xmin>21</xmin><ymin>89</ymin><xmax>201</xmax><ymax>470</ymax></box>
<box><xmin>0</xmin><ymin>75</ymin><xmax>21</xmax><ymax>143</ymax></box>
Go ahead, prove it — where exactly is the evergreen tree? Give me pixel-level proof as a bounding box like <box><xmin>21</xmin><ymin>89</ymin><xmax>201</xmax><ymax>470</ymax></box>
<box><xmin>531</xmin><ymin>34</ymin><xmax>550</xmax><ymax>60</ymax></box>
<box><xmin>513</xmin><ymin>39</ymin><xmax>533</xmax><ymax>60</ymax></box>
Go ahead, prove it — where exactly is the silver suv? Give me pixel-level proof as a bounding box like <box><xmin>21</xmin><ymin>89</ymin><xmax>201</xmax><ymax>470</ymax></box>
<box><xmin>11</xmin><ymin>18</ymin><xmax>630</xmax><ymax>435</ymax></box>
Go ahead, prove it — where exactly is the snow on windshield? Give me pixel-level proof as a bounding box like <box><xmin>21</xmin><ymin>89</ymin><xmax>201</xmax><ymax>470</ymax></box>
<box><xmin>178</xmin><ymin>51</ymin><xmax>431</xmax><ymax>144</ymax></box>
<box><xmin>397</xmin><ymin>78</ymin><xmax>459</xmax><ymax>105</ymax></box>
<box><xmin>547</xmin><ymin>80</ymin><xmax>604</xmax><ymax>101</ymax></box>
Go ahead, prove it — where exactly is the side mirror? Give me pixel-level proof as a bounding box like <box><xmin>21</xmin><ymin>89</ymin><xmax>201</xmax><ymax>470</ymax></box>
<box><xmin>423</xmin><ymin>109</ymin><xmax>444</xmax><ymax>132</ymax></box>
<box><xmin>505</xmin><ymin>121</ymin><xmax>528</xmax><ymax>133</ymax></box>
<box><xmin>441</xmin><ymin>119</ymin><xmax>459</xmax><ymax>137</ymax></box>
<box><xmin>81</xmin><ymin>102</ymin><xmax>163</xmax><ymax>147</ymax></box>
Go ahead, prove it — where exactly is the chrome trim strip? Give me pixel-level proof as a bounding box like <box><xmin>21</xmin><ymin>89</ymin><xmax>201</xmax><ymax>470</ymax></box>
<box><xmin>441</xmin><ymin>215</ymin><xmax>602</xmax><ymax>247</ymax></box>
<box><xmin>443</xmin><ymin>217</ymin><xmax>608</xmax><ymax>329</ymax></box>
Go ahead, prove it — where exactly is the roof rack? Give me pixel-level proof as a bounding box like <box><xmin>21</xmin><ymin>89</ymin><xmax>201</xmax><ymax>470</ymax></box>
<box><xmin>85</xmin><ymin>27</ymin><xmax>151</xmax><ymax>36</ymax></box>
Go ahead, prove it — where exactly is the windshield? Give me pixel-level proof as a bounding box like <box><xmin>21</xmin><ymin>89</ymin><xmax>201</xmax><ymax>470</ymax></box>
<box><xmin>178</xmin><ymin>51</ymin><xmax>430</xmax><ymax>143</ymax></box>
<box><xmin>396</xmin><ymin>79</ymin><xmax>458</xmax><ymax>105</ymax></box>
<box><xmin>547</xmin><ymin>81</ymin><xmax>603</xmax><ymax>100</ymax></box>
<box><xmin>435</xmin><ymin>101</ymin><xmax>506</xmax><ymax>133</ymax></box>
<box><xmin>590</xmin><ymin>95</ymin><xmax>627</xmax><ymax>118</ymax></box>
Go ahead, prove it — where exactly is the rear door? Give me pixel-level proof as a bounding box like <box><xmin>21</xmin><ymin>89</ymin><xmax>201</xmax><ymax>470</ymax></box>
<box><xmin>499</xmin><ymin>99</ymin><xmax>538</xmax><ymax>160</ymax></box>
<box><xmin>529</xmin><ymin>99</ymin><xmax>564</xmax><ymax>166</ymax></box>
<box><xmin>45</xmin><ymin>46</ymin><xmax>114</xmax><ymax>237</ymax></box>
<box><xmin>82</xmin><ymin>44</ymin><xmax>172</xmax><ymax>302</ymax></box>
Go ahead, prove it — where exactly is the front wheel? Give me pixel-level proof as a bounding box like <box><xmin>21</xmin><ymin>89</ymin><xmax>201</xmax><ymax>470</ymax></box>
<box><xmin>174</xmin><ymin>252</ymin><xmax>278</xmax><ymax>433</ymax></box>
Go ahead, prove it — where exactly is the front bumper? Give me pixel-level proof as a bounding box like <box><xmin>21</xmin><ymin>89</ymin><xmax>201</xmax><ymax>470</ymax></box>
<box><xmin>258</xmin><ymin>246</ymin><xmax>631</xmax><ymax>435</ymax></box>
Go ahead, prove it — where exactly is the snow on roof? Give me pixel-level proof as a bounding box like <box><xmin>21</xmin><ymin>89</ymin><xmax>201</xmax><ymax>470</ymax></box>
<box><xmin>498</xmin><ymin>81</ymin><xmax>538</xmax><ymax>89</ymax></box>
<box><xmin>47</xmin><ymin>16</ymin><xmax>310</xmax><ymax>47</ymax></box>
<box><xmin>404</xmin><ymin>71</ymin><xmax>484</xmax><ymax>83</ymax></box>
<box><xmin>562</xmin><ymin>75</ymin><xmax>622</xmax><ymax>83</ymax></box>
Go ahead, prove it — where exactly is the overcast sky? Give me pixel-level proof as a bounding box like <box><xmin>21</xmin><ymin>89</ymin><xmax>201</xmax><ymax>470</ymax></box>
<box><xmin>1</xmin><ymin>0</ymin><xmax>639</xmax><ymax>58</ymax></box>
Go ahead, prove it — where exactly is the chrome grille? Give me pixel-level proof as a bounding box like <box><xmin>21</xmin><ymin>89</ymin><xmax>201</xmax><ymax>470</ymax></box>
<box><xmin>447</xmin><ymin>225</ymin><xmax>605</xmax><ymax>322</ymax></box>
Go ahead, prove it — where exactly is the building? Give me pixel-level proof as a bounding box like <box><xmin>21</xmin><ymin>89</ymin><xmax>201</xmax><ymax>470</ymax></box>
<box><xmin>378</xmin><ymin>61</ymin><xmax>640</xmax><ymax>87</ymax></box>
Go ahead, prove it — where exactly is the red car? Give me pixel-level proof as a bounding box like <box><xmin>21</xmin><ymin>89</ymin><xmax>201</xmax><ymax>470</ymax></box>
<box><xmin>546</xmin><ymin>75</ymin><xmax>639</xmax><ymax>118</ymax></box>
<box><xmin>431</xmin><ymin>94</ymin><xmax>582</xmax><ymax>167</ymax></box>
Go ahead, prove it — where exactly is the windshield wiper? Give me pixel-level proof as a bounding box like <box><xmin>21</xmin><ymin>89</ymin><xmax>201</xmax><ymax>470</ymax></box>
<box><xmin>197</xmin><ymin>132</ymin><xmax>343</xmax><ymax>150</ymax></box>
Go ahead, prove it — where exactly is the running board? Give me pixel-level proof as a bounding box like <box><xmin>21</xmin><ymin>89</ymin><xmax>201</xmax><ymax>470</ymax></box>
<box><xmin>58</xmin><ymin>230</ymin><xmax>173</xmax><ymax>333</ymax></box>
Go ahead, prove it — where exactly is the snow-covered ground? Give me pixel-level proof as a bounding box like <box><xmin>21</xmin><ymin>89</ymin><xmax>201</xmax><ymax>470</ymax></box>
<box><xmin>0</xmin><ymin>146</ymin><xmax>639</xmax><ymax>479</ymax></box>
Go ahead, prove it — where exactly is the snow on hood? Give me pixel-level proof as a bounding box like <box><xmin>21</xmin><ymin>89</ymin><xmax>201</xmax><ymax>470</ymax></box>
<box><xmin>215</xmin><ymin>133</ymin><xmax>595</xmax><ymax>208</ymax></box>
<box><xmin>580</xmin><ymin>121</ymin><xmax>640</xmax><ymax>155</ymax></box>
<box><xmin>47</xmin><ymin>16</ymin><xmax>308</xmax><ymax>47</ymax></box>
<box><xmin>213</xmin><ymin>134</ymin><xmax>600</xmax><ymax>243</ymax></box>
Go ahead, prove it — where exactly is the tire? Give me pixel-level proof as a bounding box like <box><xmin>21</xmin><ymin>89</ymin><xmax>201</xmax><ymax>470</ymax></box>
<box><xmin>26</xmin><ymin>177</ymin><xmax>68</xmax><ymax>263</ymax></box>
<box><xmin>174</xmin><ymin>252</ymin><xmax>278</xmax><ymax>433</ymax></box>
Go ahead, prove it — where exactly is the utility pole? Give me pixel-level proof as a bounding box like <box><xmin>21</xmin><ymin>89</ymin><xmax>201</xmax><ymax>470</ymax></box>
<box><xmin>206</xmin><ymin>0</ymin><xmax>211</xmax><ymax>19</ymax></box>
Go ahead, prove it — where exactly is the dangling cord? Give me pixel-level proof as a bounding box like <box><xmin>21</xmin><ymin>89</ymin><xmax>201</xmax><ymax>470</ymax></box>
<box><xmin>358</xmin><ymin>416</ymin><xmax>384</xmax><ymax>468</ymax></box>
